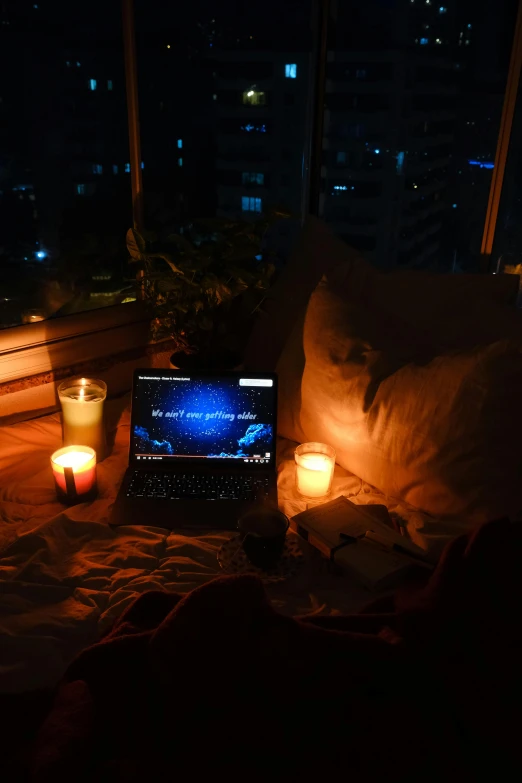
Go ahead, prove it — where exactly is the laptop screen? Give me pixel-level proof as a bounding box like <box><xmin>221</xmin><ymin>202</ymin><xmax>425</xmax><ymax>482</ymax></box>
<box><xmin>130</xmin><ymin>370</ymin><xmax>277</xmax><ymax>467</ymax></box>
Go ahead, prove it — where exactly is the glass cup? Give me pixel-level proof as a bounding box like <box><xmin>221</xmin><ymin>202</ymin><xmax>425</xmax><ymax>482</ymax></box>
<box><xmin>58</xmin><ymin>377</ymin><xmax>107</xmax><ymax>460</ymax></box>
<box><xmin>295</xmin><ymin>442</ymin><xmax>336</xmax><ymax>499</ymax></box>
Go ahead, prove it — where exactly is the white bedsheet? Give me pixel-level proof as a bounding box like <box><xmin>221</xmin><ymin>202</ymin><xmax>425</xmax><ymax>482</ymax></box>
<box><xmin>0</xmin><ymin>397</ymin><xmax>462</xmax><ymax>693</ymax></box>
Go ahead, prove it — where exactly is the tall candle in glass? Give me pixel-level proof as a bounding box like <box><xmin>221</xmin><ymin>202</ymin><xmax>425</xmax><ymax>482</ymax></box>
<box><xmin>58</xmin><ymin>378</ymin><xmax>107</xmax><ymax>460</ymax></box>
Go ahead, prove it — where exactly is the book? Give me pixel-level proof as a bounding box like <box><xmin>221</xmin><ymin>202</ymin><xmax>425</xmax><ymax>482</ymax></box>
<box><xmin>290</xmin><ymin>495</ymin><xmax>430</xmax><ymax>591</ymax></box>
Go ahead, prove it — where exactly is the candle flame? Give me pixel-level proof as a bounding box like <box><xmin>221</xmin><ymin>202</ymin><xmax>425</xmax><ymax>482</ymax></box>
<box><xmin>54</xmin><ymin>451</ymin><xmax>93</xmax><ymax>470</ymax></box>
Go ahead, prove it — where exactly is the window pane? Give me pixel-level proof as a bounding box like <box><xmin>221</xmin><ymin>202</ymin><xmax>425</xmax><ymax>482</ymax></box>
<box><xmin>0</xmin><ymin>0</ymin><xmax>132</xmax><ymax>330</ymax></box>
<box><xmin>322</xmin><ymin>0</ymin><xmax>519</xmax><ymax>271</ymax></box>
<box><xmin>134</xmin><ymin>0</ymin><xmax>312</xmax><ymax>235</ymax></box>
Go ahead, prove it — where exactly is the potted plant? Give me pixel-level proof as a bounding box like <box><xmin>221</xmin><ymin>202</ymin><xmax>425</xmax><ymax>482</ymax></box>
<box><xmin>126</xmin><ymin>212</ymin><xmax>287</xmax><ymax>369</ymax></box>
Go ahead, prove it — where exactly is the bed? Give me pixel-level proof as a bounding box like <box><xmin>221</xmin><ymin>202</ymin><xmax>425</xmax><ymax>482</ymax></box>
<box><xmin>0</xmin><ymin>392</ymin><xmax>458</xmax><ymax>695</ymax></box>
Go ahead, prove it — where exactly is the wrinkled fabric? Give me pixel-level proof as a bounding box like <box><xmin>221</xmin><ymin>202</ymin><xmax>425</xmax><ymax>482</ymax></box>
<box><xmin>31</xmin><ymin>519</ymin><xmax>522</xmax><ymax>783</ymax></box>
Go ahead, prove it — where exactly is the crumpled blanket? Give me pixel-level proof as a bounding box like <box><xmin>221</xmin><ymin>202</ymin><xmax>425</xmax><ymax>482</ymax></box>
<box><xmin>30</xmin><ymin>519</ymin><xmax>522</xmax><ymax>783</ymax></box>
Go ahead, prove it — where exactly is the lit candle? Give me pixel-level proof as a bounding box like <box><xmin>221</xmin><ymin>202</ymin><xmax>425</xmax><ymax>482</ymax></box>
<box><xmin>51</xmin><ymin>446</ymin><xmax>97</xmax><ymax>504</ymax></box>
<box><xmin>58</xmin><ymin>377</ymin><xmax>107</xmax><ymax>460</ymax></box>
<box><xmin>295</xmin><ymin>442</ymin><xmax>336</xmax><ymax>499</ymax></box>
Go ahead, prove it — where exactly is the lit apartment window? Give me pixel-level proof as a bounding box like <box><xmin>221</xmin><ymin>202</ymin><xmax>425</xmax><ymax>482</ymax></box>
<box><xmin>177</xmin><ymin>138</ymin><xmax>183</xmax><ymax>149</ymax></box>
<box><xmin>396</xmin><ymin>151</ymin><xmax>405</xmax><ymax>174</ymax></box>
<box><xmin>124</xmin><ymin>163</ymin><xmax>131</xmax><ymax>173</ymax></box>
<box><xmin>419</xmin><ymin>38</ymin><xmax>429</xmax><ymax>45</ymax></box>
<box><xmin>92</xmin><ymin>164</ymin><xmax>103</xmax><ymax>175</ymax></box>
<box><xmin>178</xmin><ymin>157</ymin><xmax>183</xmax><ymax>167</ymax></box>
<box><xmin>112</xmin><ymin>164</ymin><xmax>118</xmax><ymax>174</ymax></box>
<box><xmin>242</xmin><ymin>196</ymin><xmax>262</xmax><ymax>212</ymax></box>
<box><xmin>77</xmin><ymin>184</ymin><xmax>86</xmax><ymax>195</ymax></box>
<box><xmin>336</xmin><ymin>151</ymin><xmax>347</xmax><ymax>164</ymax></box>
<box><xmin>285</xmin><ymin>63</ymin><xmax>297</xmax><ymax>79</ymax></box>
<box><xmin>107</xmin><ymin>80</ymin><xmax>113</xmax><ymax>90</ymax></box>
<box><xmin>243</xmin><ymin>89</ymin><xmax>266</xmax><ymax>106</ymax></box>
<box><xmin>89</xmin><ymin>79</ymin><xmax>97</xmax><ymax>90</ymax></box>
<box><xmin>242</xmin><ymin>172</ymin><xmax>264</xmax><ymax>185</ymax></box>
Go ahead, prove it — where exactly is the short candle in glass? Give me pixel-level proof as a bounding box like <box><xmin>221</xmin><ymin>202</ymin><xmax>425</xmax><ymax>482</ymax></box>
<box><xmin>58</xmin><ymin>377</ymin><xmax>107</xmax><ymax>460</ymax></box>
<box><xmin>51</xmin><ymin>445</ymin><xmax>97</xmax><ymax>504</ymax></box>
<box><xmin>295</xmin><ymin>442</ymin><xmax>336</xmax><ymax>499</ymax></box>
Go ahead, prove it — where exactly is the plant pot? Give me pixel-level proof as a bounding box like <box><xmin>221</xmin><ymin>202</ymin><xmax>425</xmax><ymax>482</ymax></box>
<box><xmin>170</xmin><ymin>349</ymin><xmax>242</xmax><ymax>371</ymax></box>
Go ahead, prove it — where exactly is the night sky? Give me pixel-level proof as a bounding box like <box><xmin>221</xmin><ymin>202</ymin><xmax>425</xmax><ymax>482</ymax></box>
<box><xmin>132</xmin><ymin>376</ymin><xmax>275</xmax><ymax>460</ymax></box>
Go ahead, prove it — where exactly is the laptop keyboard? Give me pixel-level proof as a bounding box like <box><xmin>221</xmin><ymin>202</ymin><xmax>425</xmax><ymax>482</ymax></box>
<box><xmin>126</xmin><ymin>471</ymin><xmax>270</xmax><ymax>501</ymax></box>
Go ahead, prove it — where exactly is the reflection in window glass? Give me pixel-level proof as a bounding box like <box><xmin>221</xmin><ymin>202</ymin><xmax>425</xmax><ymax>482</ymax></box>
<box><xmin>285</xmin><ymin>63</ymin><xmax>297</xmax><ymax>79</ymax></box>
<box><xmin>0</xmin><ymin>0</ymin><xmax>132</xmax><ymax>329</ymax></box>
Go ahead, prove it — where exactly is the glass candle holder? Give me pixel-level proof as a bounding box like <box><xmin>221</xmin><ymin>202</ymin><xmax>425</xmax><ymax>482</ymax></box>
<box><xmin>58</xmin><ymin>377</ymin><xmax>107</xmax><ymax>460</ymax></box>
<box><xmin>295</xmin><ymin>442</ymin><xmax>336</xmax><ymax>499</ymax></box>
<box><xmin>51</xmin><ymin>445</ymin><xmax>97</xmax><ymax>504</ymax></box>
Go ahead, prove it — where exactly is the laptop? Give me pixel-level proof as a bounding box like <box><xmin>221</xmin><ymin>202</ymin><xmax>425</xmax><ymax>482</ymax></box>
<box><xmin>110</xmin><ymin>369</ymin><xmax>278</xmax><ymax>530</ymax></box>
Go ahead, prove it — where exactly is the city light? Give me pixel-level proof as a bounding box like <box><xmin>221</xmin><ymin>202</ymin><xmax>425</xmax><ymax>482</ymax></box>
<box><xmin>374</xmin><ymin>149</ymin><xmax>380</xmax><ymax>154</ymax></box>
<box><xmin>177</xmin><ymin>139</ymin><xmax>183</xmax><ymax>149</ymax></box>
<box><xmin>89</xmin><ymin>79</ymin><xmax>97</xmax><ymax>91</ymax></box>
<box><xmin>36</xmin><ymin>250</ymin><xmax>47</xmax><ymax>259</ymax></box>
<box><xmin>469</xmin><ymin>159</ymin><xmax>494</xmax><ymax>169</ymax></box>
<box><xmin>247</xmin><ymin>90</ymin><xmax>254</xmax><ymax>97</ymax></box>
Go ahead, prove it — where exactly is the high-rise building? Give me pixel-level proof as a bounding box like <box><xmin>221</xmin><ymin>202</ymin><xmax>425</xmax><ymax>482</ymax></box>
<box><xmin>212</xmin><ymin>50</ymin><xmax>310</xmax><ymax>220</ymax></box>
<box><xmin>321</xmin><ymin>51</ymin><xmax>454</xmax><ymax>268</ymax></box>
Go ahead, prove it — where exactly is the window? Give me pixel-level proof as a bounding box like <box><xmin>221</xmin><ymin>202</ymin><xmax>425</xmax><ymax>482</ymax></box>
<box><xmin>4</xmin><ymin>0</ymin><xmax>518</xmax><ymax>375</ymax></box>
<box><xmin>242</xmin><ymin>196</ymin><xmax>262</xmax><ymax>212</ymax></box>
<box><xmin>242</xmin><ymin>89</ymin><xmax>266</xmax><ymax>106</ymax></box>
<box><xmin>242</xmin><ymin>172</ymin><xmax>265</xmax><ymax>185</ymax></box>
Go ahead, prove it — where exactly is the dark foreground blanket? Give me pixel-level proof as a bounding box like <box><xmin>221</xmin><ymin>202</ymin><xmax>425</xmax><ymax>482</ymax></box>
<box><xmin>30</xmin><ymin>519</ymin><xmax>522</xmax><ymax>782</ymax></box>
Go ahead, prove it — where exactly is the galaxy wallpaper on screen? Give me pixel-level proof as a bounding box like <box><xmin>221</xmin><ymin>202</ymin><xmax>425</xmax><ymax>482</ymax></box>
<box><xmin>132</xmin><ymin>376</ymin><xmax>275</xmax><ymax>461</ymax></box>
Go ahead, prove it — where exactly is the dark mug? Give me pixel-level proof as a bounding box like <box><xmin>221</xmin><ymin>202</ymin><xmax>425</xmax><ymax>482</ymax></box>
<box><xmin>238</xmin><ymin>507</ymin><xmax>289</xmax><ymax>570</ymax></box>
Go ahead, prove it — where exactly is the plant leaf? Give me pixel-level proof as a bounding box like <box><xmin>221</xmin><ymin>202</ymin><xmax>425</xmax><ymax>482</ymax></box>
<box><xmin>149</xmin><ymin>253</ymin><xmax>185</xmax><ymax>276</ymax></box>
<box><xmin>126</xmin><ymin>228</ymin><xmax>147</xmax><ymax>261</ymax></box>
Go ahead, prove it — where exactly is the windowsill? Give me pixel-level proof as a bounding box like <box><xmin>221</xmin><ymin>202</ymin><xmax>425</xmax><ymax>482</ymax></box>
<box><xmin>0</xmin><ymin>302</ymin><xmax>164</xmax><ymax>424</ymax></box>
<box><xmin>0</xmin><ymin>301</ymin><xmax>149</xmax><ymax>385</ymax></box>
